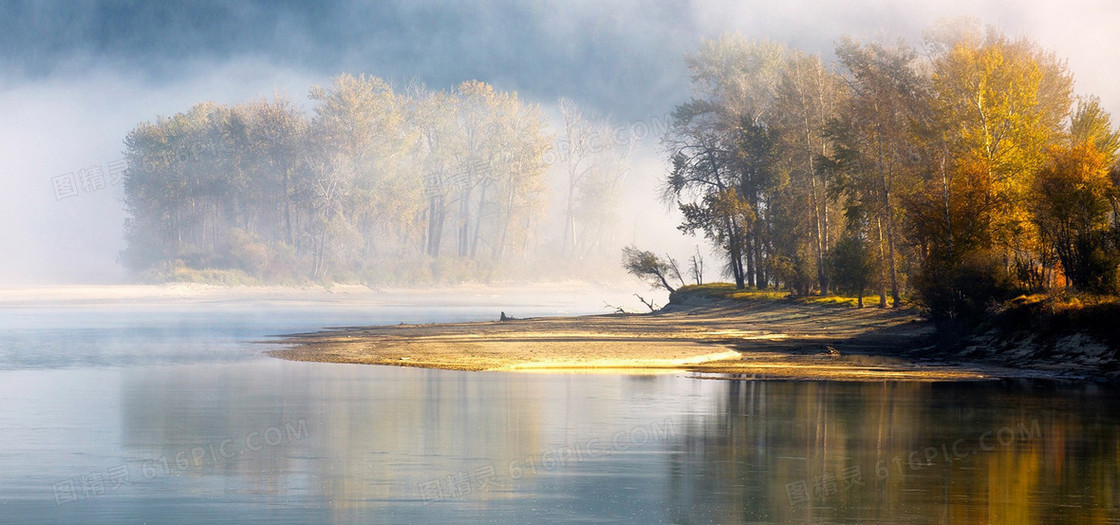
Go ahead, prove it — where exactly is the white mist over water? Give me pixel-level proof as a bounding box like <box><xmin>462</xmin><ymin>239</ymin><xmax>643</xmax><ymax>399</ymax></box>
<box><xmin>0</xmin><ymin>63</ymin><xmax>322</xmax><ymax>284</ymax></box>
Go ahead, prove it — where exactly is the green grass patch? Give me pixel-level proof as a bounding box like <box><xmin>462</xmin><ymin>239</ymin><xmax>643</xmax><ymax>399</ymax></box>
<box><xmin>672</xmin><ymin>283</ymin><xmax>789</xmax><ymax>302</ymax></box>
<box><xmin>728</xmin><ymin>289</ymin><xmax>790</xmax><ymax>301</ymax></box>
<box><xmin>675</xmin><ymin>283</ymin><xmax>738</xmax><ymax>296</ymax></box>
<box><xmin>158</xmin><ymin>265</ymin><xmax>260</xmax><ymax>286</ymax></box>
<box><xmin>799</xmin><ymin>295</ymin><xmax>884</xmax><ymax>307</ymax></box>
<box><xmin>673</xmin><ymin>283</ymin><xmax>789</xmax><ymax>302</ymax></box>
<box><xmin>672</xmin><ymin>283</ymin><xmax>889</xmax><ymax>308</ymax></box>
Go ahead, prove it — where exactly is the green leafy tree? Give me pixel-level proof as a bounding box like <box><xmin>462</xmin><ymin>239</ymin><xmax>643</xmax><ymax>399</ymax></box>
<box><xmin>772</xmin><ymin>50</ymin><xmax>847</xmax><ymax>295</ymax></box>
<box><xmin>831</xmin><ymin>38</ymin><xmax>926</xmax><ymax>307</ymax></box>
<box><xmin>622</xmin><ymin>246</ymin><xmax>680</xmax><ymax>293</ymax></box>
<box><xmin>663</xmin><ymin>36</ymin><xmax>786</xmax><ymax>289</ymax></box>
<box><xmin>827</xmin><ymin>236</ymin><xmax>877</xmax><ymax>307</ymax></box>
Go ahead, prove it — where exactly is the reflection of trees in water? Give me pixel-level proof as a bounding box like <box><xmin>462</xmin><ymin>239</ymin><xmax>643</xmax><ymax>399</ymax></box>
<box><xmin>121</xmin><ymin>364</ymin><xmax>700</xmax><ymax>515</ymax></box>
<box><xmin>666</xmin><ymin>380</ymin><xmax>1120</xmax><ymax>524</ymax></box>
<box><xmin>119</xmin><ymin>365</ymin><xmax>1120</xmax><ymax>522</ymax></box>
<box><xmin>119</xmin><ymin>363</ymin><xmax>315</xmax><ymax>498</ymax></box>
<box><xmin>121</xmin><ymin>364</ymin><xmax>558</xmax><ymax>510</ymax></box>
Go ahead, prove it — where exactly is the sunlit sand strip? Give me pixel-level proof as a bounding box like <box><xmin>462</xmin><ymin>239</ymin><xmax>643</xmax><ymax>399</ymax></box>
<box><xmin>705</xmin><ymin>330</ymin><xmax>789</xmax><ymax>340</ymax></box>
<box><xmin>499</xmin><ymin>349</ymin><xmax>744</xmax><ymax>372</ymax></box>
<box><xmin>690</xmin><ymin>363</ymin><xmax>992</xmax><ymax>382</ymax></box>
<box><xmin>270</xmin><ymin>300</ymin><xmax>1013</xmax><ymax>381</ymax></box>
<box><xmin>496</xmin><ymin>367</ymin><xmax>687</xmax><ymax>375</ymax></box>
<box><xmin>404</xmin><ymin>332</ymin><xmax>792</xmax><ymax>345</ymax></box>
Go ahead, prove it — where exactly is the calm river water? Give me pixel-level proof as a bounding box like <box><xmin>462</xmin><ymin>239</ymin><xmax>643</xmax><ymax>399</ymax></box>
<box><xmin>0</xmin><ymin>292</ymin><xmax>1117</xmax><ymax>524</ymax></box>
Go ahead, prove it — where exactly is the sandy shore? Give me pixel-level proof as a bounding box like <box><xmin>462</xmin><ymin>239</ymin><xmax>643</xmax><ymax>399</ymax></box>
<box><xmin>270</xmin><ymin>300</ymin><xmax>1028</xmax><ymax>381</ymax></box>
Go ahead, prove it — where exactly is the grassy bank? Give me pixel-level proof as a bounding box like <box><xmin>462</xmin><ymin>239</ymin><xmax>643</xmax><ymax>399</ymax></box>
<box><xmin>669</xmin><ymin>283</ymin><xmax>1119</xmax><ymax>380</ymax></box>
<box><xmin>668</xmin><ymin>283</ymin><xmax>886</xmax><ymax>309</ymax></box>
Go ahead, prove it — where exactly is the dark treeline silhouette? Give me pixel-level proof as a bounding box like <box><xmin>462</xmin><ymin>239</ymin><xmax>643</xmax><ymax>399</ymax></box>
<box><xmin>660</xmin><ymin>20</ymin><xmax>1120</xmax><ymax>324</ymax></box>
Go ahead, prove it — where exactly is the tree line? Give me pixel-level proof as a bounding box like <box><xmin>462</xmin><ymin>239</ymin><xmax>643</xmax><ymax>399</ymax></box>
<box><xmin>658</xmin><ymin>21</ymin><xmax>1120</xmax><ymax>323</ymax></box>
<box><xmin>122</xmin><ymin>75</ymin><xmax>628</xmax><ymax>283</ymax></box>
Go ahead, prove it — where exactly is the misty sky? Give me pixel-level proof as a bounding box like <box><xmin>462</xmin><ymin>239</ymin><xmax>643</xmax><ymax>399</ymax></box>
<box><xmin>2</xmin><ymin>0</ymin><xmax>1118</xmax><ymax>284</ymax></box>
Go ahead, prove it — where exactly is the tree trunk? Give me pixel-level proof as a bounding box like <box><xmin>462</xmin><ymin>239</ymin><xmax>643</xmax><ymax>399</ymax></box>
<box><xmin>876</xmin><ymin>217</ymin><xmax>888</xmax><ymax>308</ymax></box>
<box><xmin>744</xmin><ymin>235</ymin><xmax>755</xmax><ymax>289</ymax></box>
<box><xmin>881</xmin><ymin>166</ymin><xmax>901</xmax><ymax>308</ymax></box>
<box><xmin>282</xmin><ymin>162</ymin><xmax>293</xmax><ymax>246</ymax></box>
<box><xmin>939</xmin><ymin>145</ymin><xmax>954</xmax><ymax>258</ymax></box>
<box><xmin>810</xmin><ymin>174</ymin><xmax>828</xmax><ymax>294</ymax></box>
<box><xmin>754</xmin><ymin>218</ymin><xmax>768</xmax><ymax>289</ymax></box>
<box><xmin>726</xmin><ymin>215</ymin><xmax>746</xmax><ymax>289</ymax></box>
<box><xmin>426</xmin><ymin>194</ymin><xmax>444</xmax><ymax>257</ymax></box>
<box><xmin>561</xmin><ymin>179</ymin><xmax>577</xmax><ymax>258</ymax></box>
<box><xmin>469</xmin><ymin>182</ymin><xmax>489</xmax><ymax>259</ymax></box>
<box><xmin>872</xmin><ymin>125</ymin><xmax>899</xmax><ymax>307</ymax></box>
<box><xmin>457</xmin><ymin>187</ymin><xmax>471</xmax><ymax>257</ymax></box>
<box><xmin>886</xmin><ymin>216</ymin><xmax>900</xmax><ymax>308</ymax></box>
<box><xmin>814</xmin><ymin>64</ymin><xmax>832</xmax><ymax>295</ymax></box>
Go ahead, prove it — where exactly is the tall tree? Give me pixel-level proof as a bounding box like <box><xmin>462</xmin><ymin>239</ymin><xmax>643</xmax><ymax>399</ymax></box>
<box><xmin>411</xmin><ymin>87</ymin><xmax>462</xmax><ymax>258</ymax></box>
<box><xmin>1033</xmin><ymin>143</ymin><xmax>1120</xmax><ymax>293</ymax></box>
<box><xmin>928</xmin><ymin>32</ymin><xmax>1073</xmax><ymax>286</ymax></box>
<box><xmin>306</xmin><ymin>74</ymin><xmax>408</xmax><ymax>278</ymax></box>
<box><xmin>236</xmin><ymin>95</ymin><xmax>308</xmax><ymax>246</ymax></box>
<box><xmin>773</xmin><ymin>50</ymin><xmax>847</xmax><ymax>294</ymax></box>
<box><xmin>486</xmin><ymin>90</ymin><xmax>550</xmax><ymax>263</ymax></box>
<box><xmin>664</xmin><ymin>36</ymin><xmax>787</xmax><ymax>289</ymax></box>
<box><xmin>663</xmin><ymin>99</ymin><xmax>750</xmax><ymax>288</ymax></box>
<box><xmin>832</xmin><ymin>38</ymin><xmax>925</xmax><ymax>307</ymax></box>
<box><xmin>557</xmin><ymin>98</ymin><xmax>630</xmax><ymax>259</ymax></box>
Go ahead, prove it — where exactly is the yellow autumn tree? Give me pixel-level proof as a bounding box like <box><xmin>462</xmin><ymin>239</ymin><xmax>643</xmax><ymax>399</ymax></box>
<box><xmin>1033</xmin><ymin>142</ymin><xmax>1120</xmax><ymax>293</ymax></box>
<box><xmin>928</xmin><ymin>30</ymin><xmax>1073</xmax><ymax>288</ymax></box>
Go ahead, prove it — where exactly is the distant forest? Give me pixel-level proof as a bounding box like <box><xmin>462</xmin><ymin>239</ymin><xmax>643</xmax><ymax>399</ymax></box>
<box><xmin>651</xmin><ymin>20</ymin><xmax>1120</xmax><ymax>324</ymax></box>
<box><xmin>121</xmin><ymin>76</ymin><xmax>629</xmax><ymax>284</ymax></box>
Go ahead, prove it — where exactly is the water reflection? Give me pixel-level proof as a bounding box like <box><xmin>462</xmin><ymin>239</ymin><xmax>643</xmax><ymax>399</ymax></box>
<box><xmin>2</xmin><ymin>309</ymin><xmax>1118</xmax><ymax>524</ymax></box>
<box><xmin>670</xmin><ymin>380</ymin><xmax>1120</xmax><ymax>524</ymax></box>
<box><xmin>114</xmin><ymin>361</ymin><xmax>709</xmax><ymax>523</ymax></box>
<box><xmin>111</xmin><ymin>367</ymin><xmax>1120</xmax><ymax>524</ymax></box>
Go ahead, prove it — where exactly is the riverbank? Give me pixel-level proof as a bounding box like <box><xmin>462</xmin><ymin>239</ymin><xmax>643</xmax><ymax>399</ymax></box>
<box><xmin>270</xmin><ymin>293</ymin><xmax>1066</xmax><ymax>381</ymax></box>
<box><xmin>21</xmin><ymin>283</ymin><xmax>1106</xmax><ymax>381</ymax></box>
<box><xmin>940</xmin><ymin>294</ymin><xmax>1120</xmax><ymax>381</ymax></box>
